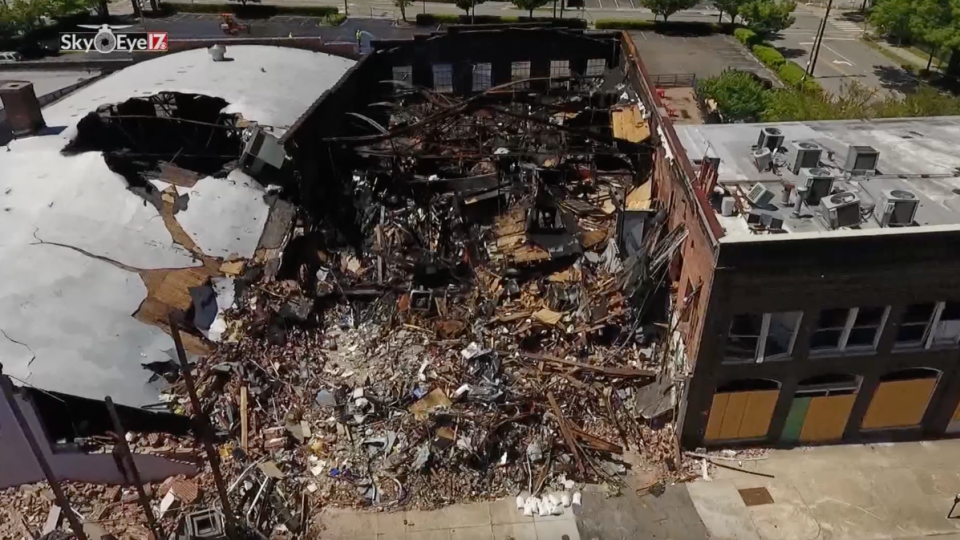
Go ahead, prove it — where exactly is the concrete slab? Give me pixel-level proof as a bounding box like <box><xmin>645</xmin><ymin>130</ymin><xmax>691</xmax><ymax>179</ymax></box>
<box><xmin>687</xmin><ymin>480</ymin><xmax>762</xmax><ymax>540</ymax></box>
<box><xmin>445</xmin><ymin>502</ymin><xmax>492</xmax><ymax>528</ymax></box>
<box><xmin>450</xmin><ymin>525</ymin><xmax>494</xmax><ymax>540</ymax></box>
<box><xmin>492</xmin><ymin>522</ymin><xmax>537</xmax><ymax>540</ymax></box>
<box><xmin>534</xmin><ymin>518</ymin><xmax>580</xmax><ymax>540</ymax></box>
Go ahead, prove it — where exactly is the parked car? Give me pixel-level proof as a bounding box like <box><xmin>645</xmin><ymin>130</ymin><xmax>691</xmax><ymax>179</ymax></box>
<box><xmin>0</xmin><ymin>51</ymin><xmax>23</xmax><ymax>62</ymax></box>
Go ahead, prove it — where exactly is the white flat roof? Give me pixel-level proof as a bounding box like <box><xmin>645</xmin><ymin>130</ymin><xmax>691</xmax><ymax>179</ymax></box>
<box><xmin>0</xmin><ymin>46</ymin><xmax>355</xmax><ymax>407</ymax></box>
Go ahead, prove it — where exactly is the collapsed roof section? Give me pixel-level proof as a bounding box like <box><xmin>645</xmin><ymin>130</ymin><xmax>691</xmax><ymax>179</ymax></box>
<box><xmin>0</xmin><ymin>46</ymin><xmax>356</xmax><ymax>408</ymax></box>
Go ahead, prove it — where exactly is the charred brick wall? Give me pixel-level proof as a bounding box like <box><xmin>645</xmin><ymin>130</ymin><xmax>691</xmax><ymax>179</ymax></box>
<box><xmin>681</xmin><ymin>230</ymin><xmax>960</xmax><ymax>447</ymax></box>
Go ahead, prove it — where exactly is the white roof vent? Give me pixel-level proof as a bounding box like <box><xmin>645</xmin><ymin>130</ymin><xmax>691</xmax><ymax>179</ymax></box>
<box><xmin>820</xmin><ymin>191</ymin><xmax>861</xmax><ymax>229</ymax></box>
<box><xmin>788</xmin><ymin>140</ymin><xmax>822</xmax><ymax>174</ymax></box>
<box><xmin>875</xmin><ymin>189</ymin><xmax>918</xmax><ymax>227</ymax></box>
<box><xmin>746</xmin><ymin>182</ymin><xmax>775</xmax><ymax>207</ymax></box>
<box><xmin>209</xmin><ymin>44</ymin><xmax>227</xmax><ymax>62</ymax></box>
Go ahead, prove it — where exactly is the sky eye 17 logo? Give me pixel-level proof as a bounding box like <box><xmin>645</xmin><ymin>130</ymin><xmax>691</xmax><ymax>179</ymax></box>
<box><xmin>60</xmin><ymin>25</ymin><xmax>168</xmax><ymax>54</ymax></box>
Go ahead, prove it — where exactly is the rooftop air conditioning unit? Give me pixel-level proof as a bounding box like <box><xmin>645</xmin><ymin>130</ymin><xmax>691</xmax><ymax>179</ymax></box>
<box><xmin>747</xmin><ymin>182</ymin><xmax>775</xmax><ymax>207</ymax></box>
<box><xmin>820</xmin><ymin>191</ymin><xmax>862</xmax><ymax>229</ymax></box>
<box><xmin>789</xmin><ymin>140</ymin><xmax>823</xmax><ymax>174</ymax></box>
<box><xmin>757</xmin><ymin>127</ymin><xmax>785</xmax><ymax>152</ymax></box>
<box><xmin>874</xmin><ymin>189</ymin><xmax>919</xmax><ymax>227</ymax></box>
<box><xmin>800</xmin><ymin>168</ymin><xmax>834</xmax><ymax>206</ymax></box>
<box><xmin>844</xmin><ymin>145</ymin><xmax>879</xmax><ymax>175</ymax></box>
<box><xmin>753</xmin><ymin>147</ymin><xmax>773</xmax><ymax>171</ymax></box>
<box><xmin>240</xmin><ymin>125</ymin><xmax>286</xmax><ymax>175</ymax></box>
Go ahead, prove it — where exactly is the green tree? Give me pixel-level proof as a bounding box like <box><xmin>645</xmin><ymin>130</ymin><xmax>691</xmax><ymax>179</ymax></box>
<box><xmin>394</xmin><ymin>0</ymin><xmax>413</xmax><ymax>21</ymax></box>
<box><xmin>869</xmin><ymin>0</ymin><xmax>913</xmax><ymax>44</ymax></box>
<box><xmin>739</xmin><ymin>0</ymin><xmax>796</xmax><ymax>34</ymax></box>
<box><xmin>713</xmin><ymin>0</ymin><xmax>747</xmax><ymax>22</ymax></box>
<box><xmin>512</xmin><ymin>0</ymin><xmax>550</xmax><ymax>16</ymax></box>
<box><xmin>639</xmin><ymin>0</ymin><xmax>697</xmax><ymax>21</ymax></box>
<box><xmin>698</xmin><ymin>70</ymin><xmax>768</xmax><ymax>121</ymax></box>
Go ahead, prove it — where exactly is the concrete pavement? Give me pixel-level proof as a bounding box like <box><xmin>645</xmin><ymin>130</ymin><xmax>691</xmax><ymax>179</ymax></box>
<box><xmin>687</xmin><ymin>439</ymin><xmax>960</xmax><ymax>540</ymax></box>
<box><xmin>770</xmin><ymin>5</ymin><xmax>916</xmax><ymax>96</ymax></box>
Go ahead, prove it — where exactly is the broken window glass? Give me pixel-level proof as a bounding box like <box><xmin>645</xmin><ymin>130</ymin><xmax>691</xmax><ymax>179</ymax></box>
<box><xmin>724</xmin><ymin>313</ymin><xmax>762</xmax><ymax>362</ymax></box>
<box><xmin>764</xmin><ymin>311</ymin><xmax>801</xmax><ymax>359</ymax></box>
<box><xmin>896</xmin><ymin>303</ymin><xmax>935</xmax><ymax>346</ymax></box>
<box><xmin>932</xmin><ymin>302</ymin><xmax>960</xmax><ymax>345</ymax></box>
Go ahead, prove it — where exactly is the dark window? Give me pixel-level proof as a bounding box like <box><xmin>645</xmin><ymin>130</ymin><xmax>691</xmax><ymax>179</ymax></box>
<box><xmin>896</xmin><ymin>303</ymin><xmax>935</xmax><ymax>346</ymax></box>
<box><xmin>932</xmin><ymin>301</ymin><xmax>960</xmax><ymax>345</ymax></box>
<box><xmin>724</xmin><ymin>313</ymin><xmax>762</xmax><ymax>362</ymax></box>
<box><xmin>765</xmin><ymin>311</ymin><xmax>801</xmax><ymax>358</ymax></box>
<box><xmin>846</xmin><ymin>306</ymin><xmax>886</xmax><ymax>348</ymax></box>
<box><xmin>811</xmin><ymin>308</ymin><xmax>848</xmax><ymax>350</ymax></box>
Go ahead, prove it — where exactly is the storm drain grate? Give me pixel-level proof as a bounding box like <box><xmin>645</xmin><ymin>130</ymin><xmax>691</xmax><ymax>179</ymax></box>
<box><xmin>738</xmin><ymin>487</ymin><xmax>774</xmax><ymax>507</ymax></box>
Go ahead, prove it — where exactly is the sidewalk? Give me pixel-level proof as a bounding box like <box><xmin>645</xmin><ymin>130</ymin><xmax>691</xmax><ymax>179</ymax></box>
<box><xmin>687</xmin><ymin>439</ymin><xmax>960</xmax><ymax>540</ymax></box>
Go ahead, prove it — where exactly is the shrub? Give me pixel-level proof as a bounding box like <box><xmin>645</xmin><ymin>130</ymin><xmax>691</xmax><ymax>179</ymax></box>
<box><xmin>777</xmin><ymin>60</ymin><xmax>821</xmax><ymax>92</ymax></box>
<box><xmin>595</xmin><ymin>19</ymin><xmax>655</xmax><ymax>29</ymax></box>
<box><xmin>734</xmin><ymin>27</ymin><xmax>758</xmax><ymax>46</ymax></box>
<box><xmin>162</xmin><ymin>2</ymin><xmax>339</xmax><ymax>17</ymax></box>
<box><xmin>698</xmin><ymin>69</ymin><xmax>767</xmax><ymax>121</ymax></box>
<box><xmin>416</xmin><ymin>13</ymin><xmax>460</xmax><ymax>24</ymax></box>
<box><xmin>416</xmin><ymin>13</ymin><xmax>585</xmax><ymax>26</ymax></box>
<box><xmin>321</xmin><ymin>13</ymin><xmax>347</xmax><ymax>25</ymax></box>
<box><xmin>751</xmin><ymin>44</ymin><xmax>785</xmax><ymax>69</ymax></box>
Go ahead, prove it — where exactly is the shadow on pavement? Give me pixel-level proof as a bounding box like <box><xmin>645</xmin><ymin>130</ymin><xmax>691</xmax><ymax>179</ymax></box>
<box><xmin>873</xmin><ymin>64</ymin><xmax>919</xmax><ymax>94</ymax></box>
<box><xmin>778</xmin><ymin>47</ymin><xmax>807</xmax><ymax>59</ymax></box>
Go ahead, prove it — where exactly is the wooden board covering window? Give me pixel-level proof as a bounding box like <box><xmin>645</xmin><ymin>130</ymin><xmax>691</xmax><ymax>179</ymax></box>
<box><xmin>799</xmin><ymin>394</ymin><xmax>856</xmax><ymax>442</ymax></box>
<box><xmin>704</xmin><ymin>390</ymin><xmax>779</xmax><ymax>442</ymax></box>
<box><xmin>611</xmin><ymin>104</ymin><xmax>651</xmax><ymax>143</ymax></box>
<box><xmin>861</xmin><ymin>378</ymin><xmax>937</xmax><ymax>429</ymax></box>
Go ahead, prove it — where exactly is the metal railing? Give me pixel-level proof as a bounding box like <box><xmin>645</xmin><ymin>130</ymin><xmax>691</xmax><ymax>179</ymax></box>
<box><xmin>649</xmin><ymin>73</ymin><xmax>697</xmax><ymax>88</ymax></box>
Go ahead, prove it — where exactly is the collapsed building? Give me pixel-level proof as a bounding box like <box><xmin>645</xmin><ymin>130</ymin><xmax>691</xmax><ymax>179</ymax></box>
<box><xmin>5</xmin><ymin>22</ymin><xmax>960</xmax><ymax>540</ymax></box>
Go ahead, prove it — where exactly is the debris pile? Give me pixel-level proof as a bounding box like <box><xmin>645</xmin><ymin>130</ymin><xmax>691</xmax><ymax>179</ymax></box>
<box><xmin>4</xmin><ymin>74</ymin><xmax>699</xmax><ymax>539</ymax></box>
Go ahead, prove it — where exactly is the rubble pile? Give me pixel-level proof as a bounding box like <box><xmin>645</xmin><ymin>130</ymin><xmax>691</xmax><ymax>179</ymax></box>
<box><xmin>155</xmin><ymin>77</ymin><xmax>699</xmax><ymax>533</ymax></box>
<box><xmin>2</xmin><ymin>76</ymin><xmax>699</xmax><ymax>539</ymax></box>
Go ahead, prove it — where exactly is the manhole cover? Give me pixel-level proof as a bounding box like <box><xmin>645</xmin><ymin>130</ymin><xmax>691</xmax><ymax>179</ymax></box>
<box><xmin>738</xmin><ymin>487</ymin><xmax>774</xmax><ymax>507</ymax></box>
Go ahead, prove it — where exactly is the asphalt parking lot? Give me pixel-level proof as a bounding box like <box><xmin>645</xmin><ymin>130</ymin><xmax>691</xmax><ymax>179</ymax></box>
<box><xmin>630</xmin><ymin>31</ymin><xmax>779</xmax><ymax>84</ymax></box>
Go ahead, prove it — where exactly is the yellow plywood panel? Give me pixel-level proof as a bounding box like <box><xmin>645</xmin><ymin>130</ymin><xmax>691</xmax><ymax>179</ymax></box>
<box><xmin>704</xmin><ymin>393</ymin><xmax>729</xmax><ymax>442</ymax></box>
<box><xmin>611</xmin><ymin>105</ymin><xmax>651</xmax><ymax>143</ymax></box>
<box><xmin>954</xmin><ymin>400</ymin><xmax>960</xmax><ymax>423</ymax></box>
<box><xmin>862</xmin><ymin>378</ymin><xmax>937</xmax><ymax>429</ymax></box>
<box><xmin>718</xmin><ymin>392</ymin><xmax>749</xmax><ymax>440</ymax></box>
<box><xmin>738</xmin><ymin>390</ymin><xmax>779</xmax><ymax>439</ymax></box>
<box><xmin>800</xmin><ymin>394</ymin><xmax>856</xmax><ymax>442</ymax></box>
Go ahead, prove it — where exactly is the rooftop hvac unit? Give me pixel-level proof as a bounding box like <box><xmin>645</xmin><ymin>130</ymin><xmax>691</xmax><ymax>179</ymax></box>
<box><xmin>747</xmin><ymin>182</ymin><xmax>775</xmax><ymax>207</ymax></box>
<box><xmin>800</xmin><ymin>168</ymin><xmax>834</xmax><ymax>206</ymax></box>
<box><xmin>753</xmin><ymin>147</ymin><xmax>773</xmax><ymax>171</ymax></box>
<box><xmin>844</xmin><ymin>145</ymin><xmax>879</xmax><ymax>175</ymax></box>
<box><xmin>874</xmin><ymin>189</ymin><xmax>919</xmax><ymax>227</ymax></box>
<box><xmin>757</xmin><ymin>127</ymin><xmax>785</xmax><ymax>152</ymax></box>
<box><xmin>820</xmin><ymin>191</ymin><xmax>862</xmax><ymax>229</ymax></box>
<box><xmin>788</xmin><ymin>140</ymin><xmax>823</xmax><ymax>174</ymax></box>
<box><xmin>240</xmin><ymin>126</ymin><xmax>286</xmax><ymax>174</ymax></box>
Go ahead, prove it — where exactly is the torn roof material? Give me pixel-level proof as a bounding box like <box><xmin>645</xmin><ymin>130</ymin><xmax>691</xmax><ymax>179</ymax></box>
<box><xmin>0</xmin><ymin>46</ymin><xmax>355</xmax><ymax>408</ymax></box>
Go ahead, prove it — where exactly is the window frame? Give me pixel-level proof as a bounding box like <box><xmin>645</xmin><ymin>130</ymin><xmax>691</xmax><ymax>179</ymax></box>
<box><xmin>810</xmin><ymin>306</ymin><xmax>890</xmax><ymax>354</ymax></box>
<box><xmin>471</xmin><ymin>62</ymin><xmax>492</xmax><ymax>92</ymax></box>
<box><xmin>511</xmin><ymin>61</ymin><xmax>531</xmax><ymax>89</ymax></box>
<box><xmin>925</xmin><ymin>301</ymin><xmax>960</xmax><ymax>348</ymax></box>
<box><xmin>585</xmin><ymin>58</ymin><xmax>606</xmax><ymax>77</ymax></box>
<box><xmin>894</xmin><ymin>302</ymin><xmax>938</xmax><ymax>349</ymax></box>
<box><xmin>432</xmin><ymin>63</ymin><xmax>453</xmax><ymax>93</ymax></box>
<box><xmin>723</xmin><ymin>311</ymin><xmax>803</xmax><ymax>364</ymax></box>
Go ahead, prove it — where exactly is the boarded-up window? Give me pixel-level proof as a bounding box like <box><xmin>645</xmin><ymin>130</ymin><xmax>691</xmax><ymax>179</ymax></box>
<box><xmin>704</xmin><ymin>379</ymin><xmax>780</xmax><ymax>442</ymax></box>
<box><xmin>862</xmin><ymin>369</ymin><xmax>939</xmax><ymax>429</ymax></box>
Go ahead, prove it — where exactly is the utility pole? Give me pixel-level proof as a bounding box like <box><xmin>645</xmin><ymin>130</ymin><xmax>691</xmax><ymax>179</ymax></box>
<box><xmin>803</xmin><ymin>0</ymin><xmax>833</xmax><ymax>85</ymax></box>
<box><xmin>0</xmin><ymin>366</ymin><xmax>89</xmax><ymax>540</ymax></box>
